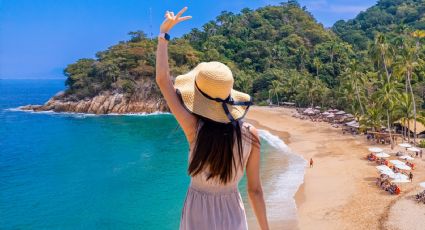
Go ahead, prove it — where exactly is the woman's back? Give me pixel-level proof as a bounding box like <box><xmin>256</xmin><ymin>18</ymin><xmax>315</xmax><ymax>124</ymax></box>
<box><xmin>155</xmin><ymin>7</ymin><xmax>268</xmax><ymax>229</ymax></box>
<box><xmin>188</xmin><ymin>121</ymin><xmax>253</xmax><ymax>192</ymax></box>
<box><xmin>180</xmin><ymin>121</ymin><xmax>253</xmax><ymax>230</ymax></box>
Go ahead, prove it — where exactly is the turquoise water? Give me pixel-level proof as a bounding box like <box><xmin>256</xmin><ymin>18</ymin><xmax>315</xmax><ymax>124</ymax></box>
<box><xmin>1</xmin><ymin>79</ymin><xmax>272</xmax><ymax>229</ymax></box>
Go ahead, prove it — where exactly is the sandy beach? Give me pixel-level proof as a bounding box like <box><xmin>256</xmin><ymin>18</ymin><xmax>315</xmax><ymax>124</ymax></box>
<box><xmin>246</xmin><ymin>106</ymin><xmax>425</xmax><ymax>230</ymax></box>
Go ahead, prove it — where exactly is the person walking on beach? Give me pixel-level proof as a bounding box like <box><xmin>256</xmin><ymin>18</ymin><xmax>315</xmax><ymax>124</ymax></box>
<box><xmin>156</xmin><ymin>7</ymin><xmax>269</xmax><ymax>230</ymax></box>
<box><xmin>420</xmin><ymin>149</ymin><xmax>423</xmax><ymax>158</ymax></box>
<box><xmin>409</xmin><ymin>172</ymin><xmax>413</xmax><ymax>182</ymax></box>
<box><xmin>310</xmin><ymin>158</ymin><xmax>314</xmax><ymax>168</ymax></box>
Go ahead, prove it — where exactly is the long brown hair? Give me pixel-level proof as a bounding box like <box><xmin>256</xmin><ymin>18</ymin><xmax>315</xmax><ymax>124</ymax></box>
<box><xmin>188</xmin><ymin>116</ymin><xmax>252</xmax><ymax>184</ymax></box>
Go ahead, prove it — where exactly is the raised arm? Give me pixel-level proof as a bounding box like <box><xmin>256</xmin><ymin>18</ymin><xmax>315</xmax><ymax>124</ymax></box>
<box><xmin>155</xmin><ymin>7</ymin><xmax>197</xmax><ymax>143</ymax></box>
<box><xmin>246</xmin><ymin>126</ymin><xmax>269</xmax><ymax>230</ymax></box>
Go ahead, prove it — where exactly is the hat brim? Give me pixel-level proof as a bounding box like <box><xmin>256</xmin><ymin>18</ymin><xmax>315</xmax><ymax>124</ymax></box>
<box><xmin>174</xmin><ymin>70</ymin><xmax>252</xmax><ymax>123</ymax></box>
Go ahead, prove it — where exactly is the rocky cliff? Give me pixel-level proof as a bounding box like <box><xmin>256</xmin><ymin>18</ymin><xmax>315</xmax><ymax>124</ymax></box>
<box><xmin>20</xmin><ymin>91</ymin><xmax>169</xmax><ymax>114</ymax></box>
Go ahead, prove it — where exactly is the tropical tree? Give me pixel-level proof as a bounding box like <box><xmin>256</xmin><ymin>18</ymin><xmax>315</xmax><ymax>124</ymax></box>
<box><xmin>313</xmin><ymin>57</ymin><xmax>322</xmax><ymax>78</ymax></box>
<box><xmin>374</xmin><ymin>82</ymin><xmax>401</xmax><ymax>149</ymax></box>
<box><xmin>395</xmin><ymin>93</ymin><xmax>414</xmax><ymax>141</ymax></box>
<box><xmin>394</xmin><ymin>40</ymin><xmax>421</xmax><ymax>143</ymax></box>
<box><xmin>269</xmin><ymin>80</ymin><xmax>282</xmax><ymax>105</ymax></box>
<box><xmin>342</xmin><ymin>60</ymin><xmax>367</xmax><ymax>116</ymax></box>
<box><xmin>369</xmin><ymin>34</ymin><xmax>393</xmax><ymax>83</ymax></box>
<box><xmin>362</xmin><ymin>105</ymin><xmax>384</xmax><ymax>132</ymax></box>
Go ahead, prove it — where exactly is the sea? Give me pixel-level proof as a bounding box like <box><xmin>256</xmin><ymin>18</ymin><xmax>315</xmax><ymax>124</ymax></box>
<box><xmin>0</xmin><ymin>79</ymin><xmax>306</xmax><ymax>229</ymax></box>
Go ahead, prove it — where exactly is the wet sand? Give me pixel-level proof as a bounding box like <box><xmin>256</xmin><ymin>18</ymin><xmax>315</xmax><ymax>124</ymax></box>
<box><xmin>246</xmin><ymin>106</ymin><xmax>425</xmax><ymax>230</ymax></box>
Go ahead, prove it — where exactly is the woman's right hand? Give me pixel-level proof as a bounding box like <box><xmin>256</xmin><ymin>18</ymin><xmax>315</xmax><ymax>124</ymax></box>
<box><xmin>160</xmin><ymin>7</ymin><xmax>192</xmax><ymax>33</ymax></box>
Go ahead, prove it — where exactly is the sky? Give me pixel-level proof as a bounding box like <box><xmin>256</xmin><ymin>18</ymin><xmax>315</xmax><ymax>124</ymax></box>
<box><xmin>0</xmin><ymin>0</ymin><xmax>377</xmax><ymax>79</ymax></box>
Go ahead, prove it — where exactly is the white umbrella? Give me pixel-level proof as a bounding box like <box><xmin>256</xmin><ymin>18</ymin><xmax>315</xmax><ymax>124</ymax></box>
<box><xmin>395</xmin><ymin>164</ymin><xmax>412</xmax><ymax>171</ymax></box>
<box><xmin>381</xmin><ymin>171</ymin><xmax>395</xmax><ymax>176</ymax></box>
<box><xmin>419</xmin><ymin>182</ymin><xmax>425</xmax><ymax>188</ymax></box>
<box><xmin>398</xmin><ymin>143</ymin><xmax>412</xmax><ymax>148</ymax></box>
<box><xmin>369</xmin><ymin>147</ymin><xmax>383</xmax><ymax>153</ymax></box>
<box><xmin>392</xmin><ymin>178</ymin><xmax>411</xmax><ymax>183</ymax></box>
<box><xmin>375</xmin><ymin>152</ymin><xmax>390</xmax><ymax>158</ymax></box>
<box><xmin>376</xmin><ymin>165</ymin><xmax>392</xmax><ymax>172</ymax></box>
<box><xmin>407</xmin><ymin>147</ymin><xmax>421</xmax><ymax>152</ymax></box>
<box><xmin>389</xmin><ymin>173</ymin><xmax>408</xmax><ymax>180</ymax></box>
<box><xmin>390</xmin><ymin>160</ymin><xmax>406</xmax><ymax>165</ymax></box>
<box><xmin>376</xmin><ymin>165</ymin><xmax>394</xmax><ymax>176</ymax></box>
<box><xmin>399</xmin><ymin>155</ymin><xmax>414</xmax><ymax>160</ymax></box>
<box><xmin>335</xmin><ymin>111</ymin><xmax>346</xmax><ymax>115</ymax></box>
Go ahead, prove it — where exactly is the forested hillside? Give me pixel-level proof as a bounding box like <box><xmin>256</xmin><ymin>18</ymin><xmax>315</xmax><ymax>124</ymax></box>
<box><xmin>332</xmin><ymin>0</ymin><xmax>425</xmax><ymax>50</ymax></box>
<box><xmin>39</xmin><ymin>0</ymin><xmax>425</xmax><ymax>130</ymax></box>
<box><xmin>62</xmin><ymin>1</ymin><xmax>352</xmax><ymax>108</ymax></box>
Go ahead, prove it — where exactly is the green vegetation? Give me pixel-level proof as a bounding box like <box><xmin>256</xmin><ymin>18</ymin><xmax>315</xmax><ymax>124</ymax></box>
<box><xmin>333</xmin><ymin>0</ymin><xmax>425</xmax><ymax>50</ymax></box>
<box><xmin>63</xmin><ymin>0</ymin><xmax>425</xmax><ymax>141</ymax></box>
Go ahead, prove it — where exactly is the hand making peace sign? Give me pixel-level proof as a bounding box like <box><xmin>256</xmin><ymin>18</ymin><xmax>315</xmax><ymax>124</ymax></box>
<box><xmin>160</xmin><ymin>7</ymin><xmax>192</xmax><ymax>33</ymax></box>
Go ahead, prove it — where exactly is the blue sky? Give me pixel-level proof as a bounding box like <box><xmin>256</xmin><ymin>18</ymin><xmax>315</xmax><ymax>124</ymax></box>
<box><xmin>0</xmin><ymin>0</ymin><xmax>376</xmax><ymax>79</ymax></box>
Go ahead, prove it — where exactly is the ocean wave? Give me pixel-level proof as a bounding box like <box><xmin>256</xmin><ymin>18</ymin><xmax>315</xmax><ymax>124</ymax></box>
<box><xmin>4</xmin><ymin>107</ymin><xmax>171</xmax><ymax>118</ymax></box>
<box><xmin>258</xmin><ymin>129</ymin><xmax>307</xmax><ymax>222</ymax></box>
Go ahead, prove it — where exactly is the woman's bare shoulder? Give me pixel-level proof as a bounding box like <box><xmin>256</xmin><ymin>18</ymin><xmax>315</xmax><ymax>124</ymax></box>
<box><xmin>242</xmin><ymin>122</ymin><xmax>259</xmax><ymax>139</ymax></box>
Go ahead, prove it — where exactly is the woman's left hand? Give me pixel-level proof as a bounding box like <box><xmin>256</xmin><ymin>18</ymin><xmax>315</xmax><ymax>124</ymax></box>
<box><xmin>160</xmin><ymin>7</ymin><xmax>192</xmax><ymax>33</ymax></box>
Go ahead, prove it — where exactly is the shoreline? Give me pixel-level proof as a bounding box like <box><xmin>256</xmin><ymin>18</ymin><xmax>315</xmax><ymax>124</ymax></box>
<box><xmin>247</xmin><ymin>106</ymin><xmax>425</xmax><ymax>230</ymax></box>
<box><xmin>5</xmin><ymin>107</ymin><xmax>170</xmax><ymax>116</ymax></box>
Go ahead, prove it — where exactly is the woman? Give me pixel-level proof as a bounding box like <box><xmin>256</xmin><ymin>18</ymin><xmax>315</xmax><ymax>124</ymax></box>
<box><xmin>156</xmin><ymin>7</ymin><xmax>269</xmax><ymax>230</ymax></box>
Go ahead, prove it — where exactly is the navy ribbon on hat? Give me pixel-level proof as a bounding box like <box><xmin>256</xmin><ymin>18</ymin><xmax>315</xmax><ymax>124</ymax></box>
<box><xmin>195</xmin><ymin>81</ymin><xmax>253</xmax><ymax>126</ymax></box>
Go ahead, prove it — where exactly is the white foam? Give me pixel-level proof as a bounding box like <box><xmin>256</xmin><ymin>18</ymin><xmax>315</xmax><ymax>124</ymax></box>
<box><xmin>4</xmin><ymin>107</ymin><xmax>170</xmax><ymax>118</ymax></box>
<box><xmin>258</xmin><ymin>129</ymin><xmax>307</xmax><ymax>222</ymax></box>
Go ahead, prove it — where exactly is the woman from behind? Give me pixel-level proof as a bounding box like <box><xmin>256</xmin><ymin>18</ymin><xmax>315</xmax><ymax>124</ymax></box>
<box><xmin>155</xmin><ymin>7</ymin><xmax>269</xmax><ymax>230</ymax></box>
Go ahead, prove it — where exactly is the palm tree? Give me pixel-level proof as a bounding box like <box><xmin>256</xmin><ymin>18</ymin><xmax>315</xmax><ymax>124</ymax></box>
<box><xmin>395</xmin><ymin>93</ymin><xmax>414</xmax><ymax>141</ymax></box>
<box><xmin>362</xmin><ymin>105</ymin><xmax>384</xmax><ymax>132</ymax></box>
<box><xmin>395</xmin><ymin>43</ymin><xmax>420</xmax><ymax>143</ymax></box>
<box><xmin>313</xmin><ymin>57</ymin><xmax>322</xmax><ymax>78</ymax></box>
<box><xmin>269</xmin><ymin>80</ymin><xmax>282</xmax><ymax>106</ymax></box>
<box><xmin>343</xmin><ymin>60</ymin><xmax>366</xmax><ymax>116</ymax></box>
<box><xmin>369</xmin><ymin>34</ymin><xmax>393</xmax><ymax>83</ymax></box>
<box><xmin>412</xmin><ymin>30</ymin><xmax>425</xmax><ymax>50</ymax></box>
<box><xmin>375</xmin><ymin>82</ymin><xmax>400</xmax><ymax>149</ymax></box>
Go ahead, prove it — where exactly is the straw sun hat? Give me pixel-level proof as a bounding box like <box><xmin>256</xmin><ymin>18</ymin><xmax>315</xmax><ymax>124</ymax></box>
<box><xmin>175</xmin><ymin>62</ymin><xmax>253</xmax><ymax>124</ymax></box>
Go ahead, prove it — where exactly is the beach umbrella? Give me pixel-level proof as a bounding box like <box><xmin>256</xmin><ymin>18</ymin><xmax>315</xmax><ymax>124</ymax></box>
<box><xmin>375</xmin><ymin>152</ymin><xmax>390</xmax><ymax>158</ymax></box>
<box><xmin>376</xmin><ymin>165</ymin><xmax>394</xmax><ymax>176</ymax></box>
<box><xmin>335</xmin><ymin>111</ymin><xmax>346</xmax><ymax>115</ymax></box>
<box><xmin>368</xmin><ymin>147</ymin><xmax>383</xmax><ymax>153</ymax></box>
<box><xmin>392</xmin><ymin>178</ymin><xmax>411</xmax><ymax>183</ymax></box>
<box><xmin>407</xmin><ymin>147</ymin><xmax>421</xmax><ymax>152</ymax></box>
<box><xmin>419</xmin><ymin>182</ymin><xmax>425</xmax><ymax>188</ymax></box>
<box><xmin>398</xmin><ymin>143</ymin><xmax>412</xmax><ymax>148</ymax></box>
<box><xmin>390</xmin><ymin>160</ymin><xmax>406</xmax><ymax>165</ymax></box>
<box><xmin>376</xmin><ymin>165</ymin><xmax>392</xmax><ymax>172</ymax></box>
<box><xmin>399</xmin><ymin>155</ymin><xmax>414</xmax><ymax>160</ymax></box>
<box><xmin>389</xmin><ymin>173</ymin><xmax>408</xmax><ymax>180</ymax></box>
<box><xmin>381</xmin><ymin>171</ymin><xmax>395</xmax><ymax>176</ymax></box>
<box><xmin>395</xmin><ymin>164</ymin><xmax>412</xmax><ymax>171</ymax></box>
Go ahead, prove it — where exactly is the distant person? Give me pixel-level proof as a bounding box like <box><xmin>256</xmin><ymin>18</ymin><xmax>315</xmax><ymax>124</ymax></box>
<box><xmin>310</xmin><ymin>158</ymin><xmax>314</xmax><ymax>168</ymax></box>
<box><xmin>409</xmin><ymin>172</ymin><xmax>413</xmax><ymax>182</ymax></box>
<box><xmin>156</xmin><ymin>7</ymin><xmax>269</xmax><ymax>230</ymax></box>
<box><xmin>420</xmin><ymin>150</ymin><xmax>423</xmax><ymax>158</ymax></box>
<box><xmin>416</xmin><ymin>151</ymin><xmax>419</xmax><ymax>157</ymax></box>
